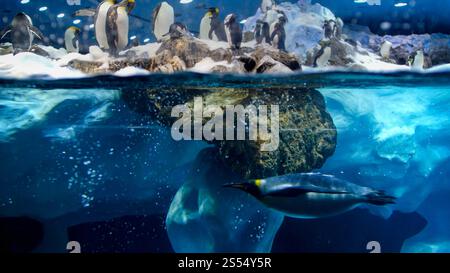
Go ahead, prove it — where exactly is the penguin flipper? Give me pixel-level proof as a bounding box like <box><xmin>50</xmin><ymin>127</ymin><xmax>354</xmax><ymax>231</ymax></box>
<box><xmin>264</xmin><ymin>185</ymin><xmax>350</xmax><ymax>197</ymax></box>
<box><xmin>29</xmin><ymin>26</ymin><xmax>44</xmax><ymax>40</ymax></box>
<box><xmin>0</xmin><ymin>25</ymin><xmax>12</xmax><ymax>40</ymax></box>
<box><xmin>73</xmin><ymin>9</ymin><xmax>97</xmax><ymax>17</ymax></box>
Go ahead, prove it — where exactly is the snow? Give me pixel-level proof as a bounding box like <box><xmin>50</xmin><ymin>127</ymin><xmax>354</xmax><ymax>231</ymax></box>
<box><xmin>114</xmin><ymin>66</ymin><xmax>150</xmax><ymax>77</ymax></box>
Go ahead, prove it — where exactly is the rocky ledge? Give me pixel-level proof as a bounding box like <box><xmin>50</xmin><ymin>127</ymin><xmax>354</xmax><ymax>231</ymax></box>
<box><xmin>67</xmin><ymin>37</ymin><xmax>302</xmax><ymax>75</ymax></box>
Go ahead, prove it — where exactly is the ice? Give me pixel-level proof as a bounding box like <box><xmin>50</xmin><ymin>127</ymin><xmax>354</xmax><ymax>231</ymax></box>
<box><xmin>319</xmin><ymin>85</ymin><xmax>450</xmax><ymax>215</ymax></box>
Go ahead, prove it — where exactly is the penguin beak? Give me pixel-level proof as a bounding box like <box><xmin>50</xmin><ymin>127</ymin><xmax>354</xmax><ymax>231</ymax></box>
<box><xmin>223</xmin><ymin>183</ymin><xmax>248</xmax><ymax>190</ymax></box>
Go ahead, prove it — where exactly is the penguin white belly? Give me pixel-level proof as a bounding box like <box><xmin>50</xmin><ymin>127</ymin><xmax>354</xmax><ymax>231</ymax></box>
<box><xmin>316</xmin><ymin>47</ymin><xmax>332</xmax><ymax>67</ymax></box>
<box><xmin>64</xmin><ymin>31</ymin><xmax>78</xmax><ymax>53</ymax></box>
<box><xmin>272</xmin><ymin>34</ymin><xmax>279</xmax><ymax>49</ymax></box>
<box><xmin>413</xmin><ymin>53</ymin><xmax>424</xmax><ymax>69</ymax></box>
<box><xmin>96</xmin><ymin>3</ymin><xmax>112</xmax><ymax>49</ymax></box>
<box><xmin>269</xmin><ymin>21</ymin><xmax>277</xmax><ymax>37</ymax></box>
<box><xmin>225</xmin><ymin>26</ymin><xmax>232</xmax><ymax>47</ymax></box>
<box><xmin>380</xmin><ymin>41</ymin><xmax>392</xmax><ymax>59</ymax></box>
<box><xmin>199</xmin><ymin>16</ymin><xmax>212</xmax><ymax>40</ymax></box>
<box><xmin>263</xmin><ymin>193</ymin><xmax>362</xmax><ymax>218</ymax></box>
<box><xmin>154</xmin><ymin>3</ymin><xmax>174</xmax><ymax>41</ymax></box>
<box><xmin>116</xmin><ymin>9</ymin><xmax>129</xmax><ymax>52</ymax></box>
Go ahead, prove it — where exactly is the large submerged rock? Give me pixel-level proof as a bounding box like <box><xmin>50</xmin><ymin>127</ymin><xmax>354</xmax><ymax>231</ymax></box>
<box><xmin>123</xmin><ymin>85</ymin><xmax>337</xmax><ymax>179</ymax></box>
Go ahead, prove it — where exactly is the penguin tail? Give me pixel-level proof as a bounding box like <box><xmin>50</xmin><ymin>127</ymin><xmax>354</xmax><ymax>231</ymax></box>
<box><xmin>364</xmin><ymin>191</ymin><xmax>396</xmax><ymax>206</ymax></box>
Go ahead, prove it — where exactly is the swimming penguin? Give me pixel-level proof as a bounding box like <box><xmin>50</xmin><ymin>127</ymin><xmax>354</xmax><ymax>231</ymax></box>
<box><xmin>254</xmin><ymin>19</ymin><xmax>271</xmax><ymax>44</ymax></box>
<box><xmin>105</xmin><ymin>0</ymin><xmax>136</xmax><ymax>56</ymax></box>
<box><xmin>201</xmin><ymin>8</ymin><xmax>227</xmax><ymax>42</ymax></box>
<box><xmin>64</xmin><ymin>26</ymin><xmax>81</xmax><ymax>53</ymax></box>
<box><xmin>224</xmin><ymin>14</ymin><xmax>242</xmax><ymax>51</ymax></box>
<box><xmin>152</xmin><ymin>1</ymin><xmax>175</xmax><ymax>42</ymax></box>
<box><xmin>313</xmin><ymin>44</ymin><xmax>332</xmax><ymax>68</ymax></box>
<box><xmin>0</xmin><ymin>12</ymin><xmax>44</xmax><ymax>54</ymax></box>
<box><xmin>408</xmin><ymin>50</ymin><xmax>425</xmax><ymax>69</ymax></box>
<box><xmin>224</xmin><ymin>173</ymin><xmax>396</xmax><ymax>219</ymax></box>
<box><xmin>74</xmin><ymin>0</ymin><xmax>116</xmax><ymax>51</ymax></box>
<box><xmin>380</xmin><ymin>40</ymin><xmax>392</xmax><ymax>60</ymax></box>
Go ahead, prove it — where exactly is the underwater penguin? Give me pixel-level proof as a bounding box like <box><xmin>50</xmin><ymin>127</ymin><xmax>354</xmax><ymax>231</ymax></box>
<box><xmin>224</xmin><ymin>14</ymin><xmax>242</xmax><ymax>51</ymax></box>
<box><xmin>105</xmin><ymin>0</ymin><xmax>136</xmax><ymax>56</ymax></box>
<box><xmin>313</xmin><ymin>44</ymin><xmax>332</xmax><ymax>68</ymax></box>
<box><xmin>64</xmin><ymin>26</ymin><xmax>81</xmax><ymax>53</ymax></box>
<box><xmin>380</xmin><ymin>40</ymin><xmax>392</xmax><ymax>59</ymax></box>
<box><xmin>224</xmin><ymin>173</ymin><xmax>396</xmax><ymax>219</ymax></box>
<box><xmin>255</xmin><ymin>19</ymin><xmax>271</xmax><ymax>44</ymax></box>
<box><xmin>408</xmin><ymin>50</ymin><xmax>425</xmax><ymax>69</ymax></box>
<box><xmin>0</xmin><ymin>12</ymin><xmax>44</xmax><ymax>54</ymax></box>
<box><xmin>270</xmin><ymin>17</ymin><xmax>287</xmax><ymax>51</ymax></box>
<box><xmin>74</xmin><ymin>0</ymin><xmax>116</xmax><ymax>50</ymax></box>
<box><xmin>152</xmin><ymin>1</ymin><xmax>175</xmax><ymax>42</ymax></box>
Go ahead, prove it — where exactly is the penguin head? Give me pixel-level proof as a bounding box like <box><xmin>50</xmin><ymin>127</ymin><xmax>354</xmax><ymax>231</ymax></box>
<box><xmin>69</xmin><ymin>26</ymin><xmax>81</xmax><ymax>35</ymax></box>
<box><xmin>224</xmin><ymin>14</ymin><xmax>237</xmax><ymax>26</ymax></box>
<box><xmin>126</xmin><ymin>0</ymin><xmax>136</xmax><ymax>13</ymax></box>
<box><xmin>12</xmin><ymin>12</ymin><xmax>31</xmax><ymax>26</ymax></box>
<box><xmin>206</xmin><ymin>7</ymin><xmax>219</xmax><ymax>18</ymax></box>
<box><xmin>223</xmin><ymin>179</ymin><xmax>264</xmax><ymax>198</ymax></box>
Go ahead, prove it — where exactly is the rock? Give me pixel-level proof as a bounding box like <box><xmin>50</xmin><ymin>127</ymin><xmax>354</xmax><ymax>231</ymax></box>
<box><xmin>166</xmin><ymin>148</ymin><xmax>284</xmax><ymax>252</ymax></box>
<box><xmin>122</xmin><ymin>86</ymin><xmax>336</xmax><ymax>179</ymax></box>
<box><xmin>0</xmin><ymin>43</ymin><xmax>13</xmax><ymax>55</ymax></box>
<box><xmin>251</xmin><ymin>46</ymin><xmax>302</xmax><ymax>71</ymax></box>
<box><xmin>156</xmin><ymin>37</ymin><xmax>210</xmax><ymax>68</ymax></box>
<box><xmin>255</xmin><ymin>56</ymin><xmax>293</xmax><ymax>74</ymax></box>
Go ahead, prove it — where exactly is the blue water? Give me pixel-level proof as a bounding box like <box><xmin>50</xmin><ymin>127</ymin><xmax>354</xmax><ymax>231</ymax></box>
<box><xmin>1</xmin><ymin>72</ymin><xmax>449</xmax><ymax>253</ymax></box>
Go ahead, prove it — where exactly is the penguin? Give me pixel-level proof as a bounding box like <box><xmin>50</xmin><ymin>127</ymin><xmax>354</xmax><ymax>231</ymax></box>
<box><xmin>64</xmin><ymin>26</ymin><xmax>81</xmax><ymax>53</ymax></box>
<box><xmin>270</xmin><ymin>16</ymin><xmax>287</xmax><ymax>51</ymax></box>
<box><xmin>224</xmin><ymin>173</ymin><xmax>396</xmax><ymax>219</ymax></box>
<box><xmin>313</xmin><ymin>45</ymin><xmax>332</xmax><ymax>68</ymax></box>
<box><xmin>408</xmin><ymin>50</ymin><xmax>425</xmax><ymax>69</ymax></box>
<box><xmin>323</xmin><ymin>19</ymin><xmax>336</xmax><ymax>39</ymax></box>
<box><xmin>261</xmin><ymin>0</ymin><xmax>276</xmax><ymax>13</ymax></box>
<box><xmin>164</xmin><ymin>22</ymin><xmax>190</xmax><ymax>40</ymax></box>
<box><xmin>224</xmin><ymin>14</ymin><xmax>242</xmax><ymax>51</ymax></box>
<box><xmin>335</xmin><ymin>17</ymin><xmax>344</xmax><ymax>40</ymax></box>
<box><xmin>380</xmin><ymin>40</ymin><xmax>392</xmax><ymax>60</ymax></box>
<box><xmin>152</xmin><ymin>1</ymin><xmax>175</xmax><ymax>42</ymax></box>
<box><xmin>254</xmin><ymin>19</ymin><xmax>271</xmax><ymax>45</ymax></box>
<box><xmin>0</xmin><ymin>12</ymin><xmax>44</xmax><ymax>54</ymax></box>
<box><xmin>74</xmin><ymin>0</ymin><xmax>116</xmax><ymax>51</ymax></box>
<box><xmin>105</xmin><ymin>0</ymin><xmax>136</xmax><ymax>56</ymax></box>
<box><xmin>209</xmin><ymin>8</ymin><xmax>227</xmax><ymax>42</ymax></box>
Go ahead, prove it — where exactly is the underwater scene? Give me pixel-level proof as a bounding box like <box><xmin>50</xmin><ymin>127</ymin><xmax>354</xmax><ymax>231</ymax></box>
<box><xmin>1</xmin><ymin>0</ymin><xmax>450</xmax><ymax>254</ymax></box>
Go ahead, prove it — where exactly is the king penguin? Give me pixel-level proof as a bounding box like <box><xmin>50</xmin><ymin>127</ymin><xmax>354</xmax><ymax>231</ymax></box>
<box><xmin>224</xmin><ymin>14</ymin><xmax>242</xmax><ymax>51</ymax></box>
<box><xmin>64</xmin><ymin>26</ymin><xmax>81</xmax><ymax>53</ymax></box>
<box><xmin>0</xmin><ymin>12</ymin><xmax>44</xmax><ymax>54</ymax></box>
<box><xmin>199</xmin><ymin>8</ymin><xmax>227</xmax><ymax>42</ymax></box>
<box><xmin>408</xmin><ymin>50</ymin><xmax>425</xmax><ymax>69</ymax></box>
<box><xmin>224</xmin><ymin>173</ymin><xmax>396</xmax><ymax>219</ymax></box>
<box><xmin>152</xmin><ymin>1</ymin><xmax>175</xmax><ymax>42</ymax></box>
<box><xmin>74</xmin><ymin>0</ymin><xmax>116</xmax><ymax>51</ymax></box>
<box><xmin>105</xmin><ymin>0</ymin><xmax>136</xmax><ymax>56</ymax></box>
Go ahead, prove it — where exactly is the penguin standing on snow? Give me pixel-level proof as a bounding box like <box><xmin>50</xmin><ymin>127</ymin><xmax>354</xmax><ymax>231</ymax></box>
<box><xmin>152</xmin><ymin>2</ymin><xmax>175</xmax><ymax>42</ymax></box>
<box><xmin>224</xmin><ymin>173</ymin><xmax>396</xmax><ymax>219</ymax></box>
<box><xmin>408</xmin><ymin>50</ymin><xmax>425</xmax><ymax>69</ymax></box>
<box><xmin>74</xmin><ymin>0</ymin><xmax>116</xmax><ymax>51</ymax></box>
<box><xmin>313</xmin><ymin>44</ymin><xmax>332</xmax><ymax>67</ymax></box>
<box><xmin>64</xmin><ymin>26</ymin><xmax>81</xmax><ymax>53</ymax></box>
<box><xmin>208</xmin><ymin>8</ymin><xmax>227</xmax><ymax>42</ymax></box>
<box><xmin>105</xmin><ymin>0</ymin><xmax>136</xmax><ymax>56</ymax></box>
<box><xmin>255</xmin><ymin>19</ymin><xmax>271</xmax><ymax>45</ymax></box>
<box><xmin>271</xmin><ymin>16</ymin><xmax>287</xmax><ymax>51</ymax></box>
<box><xmin>224</xmin><ymin>14</ymin><xmax>242</xmax><ymax>51</ymax></box>
<box><xmin>0</xmin><ymin>12</ymin><xmax>44</xmax><ymax>54</ymax></box>
<box><xmin>379</xmin><ymin>40</ymin><xmax>392</xmax><ymax>60</ymax></box>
